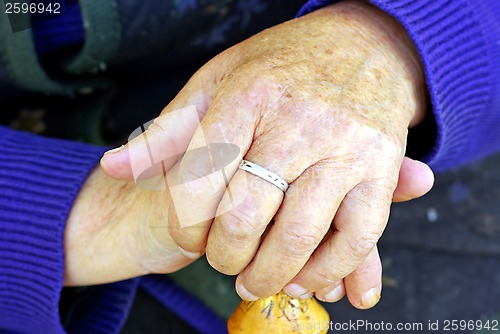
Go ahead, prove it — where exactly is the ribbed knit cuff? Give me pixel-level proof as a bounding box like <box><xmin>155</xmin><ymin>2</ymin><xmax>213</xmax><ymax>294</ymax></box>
<box><xmin>299</xmin><ymin>0</ymin><xmax>498</xmax><ymax>172</ymax></box>
<box><xmin>0</xmin><ymin>126</ymin><xmax>137</xmax><ymax>333</ymax></box>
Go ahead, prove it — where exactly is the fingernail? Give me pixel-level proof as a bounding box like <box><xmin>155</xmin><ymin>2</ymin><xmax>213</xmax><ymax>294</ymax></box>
<box><xmin>323</xmin><ymin>285</ymin><xmax>345</xmax><ymax>302</ymax></box>
<box><xmin>178</xmin><ymin>246</ymin><xmax>202</xmax><ymax>259</ymax></box>
<box><xmin>299</xmin><ymin>292</ymin><xmax>314</xmax><ymax>300</ymax></box>
<box><xmin>283</xmin><ymin>283</ymin><xmax>313</xmax><ymax>300</ymax></box>
<box><xmin>360</xmin><ymin>288</ymin><xmax>381</xmax><ymax>309</ymax></box>
<box><xmin>101</xmin><ymin>146</ymin><xmax>124</xmax><ymax>170</ymax></box>
<box><xmin>236</xmin><ymin>283</ymin><xmax>259</xmax><ymax>301</ymax></box>
<box><xmin>103</xmin><ymin>145</ymin><xmax>124</xmax><ymax>157</ymax></box>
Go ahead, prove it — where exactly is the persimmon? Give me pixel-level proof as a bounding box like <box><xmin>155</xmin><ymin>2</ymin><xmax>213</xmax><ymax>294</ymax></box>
<box><xmin>228</xmin><ymin>292</ymin><xmax>330</xmax><ymax>333</ymax></box>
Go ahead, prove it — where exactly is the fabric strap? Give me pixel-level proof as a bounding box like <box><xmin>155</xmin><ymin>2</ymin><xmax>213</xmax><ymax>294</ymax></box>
<box><xmin>0</xmin><ymin>0</ymin><xmax>121</xmax><ymax>94</ymax></box>
<box><xmin>62</xmin><ymin>0</ymin><xmax>121</xmax><ymax>74</ymax></box>
<box><xmin>0</xmin><ymin>4</ymin><xmax>72</xmax><ymax>95</ymax></box>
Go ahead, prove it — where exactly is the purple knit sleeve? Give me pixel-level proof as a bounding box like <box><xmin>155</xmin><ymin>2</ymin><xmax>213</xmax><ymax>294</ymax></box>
<box><xmin>0</xmin><ymin>126</ymin><xmax>138</xmax><ymax>333</ymax></box>
<box><xmin>299</xmin><ymin>0</ymin><xmax>500</xmax><ymax>172</ymax></box>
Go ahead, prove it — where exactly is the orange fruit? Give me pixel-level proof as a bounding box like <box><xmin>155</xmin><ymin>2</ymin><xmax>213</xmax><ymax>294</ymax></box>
<box><xmin>228</xmin><ymin>291</ymin><xmax>330</xmax><ymax>333</ymax></box>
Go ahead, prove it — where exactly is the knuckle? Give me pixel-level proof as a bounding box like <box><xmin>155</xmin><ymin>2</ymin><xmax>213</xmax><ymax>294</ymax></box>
<box><xmin>370</xmin><ymin>180</ymin><xmax>398</xmax><ymax>198</ymax></box>
<box><xmin>146</xmin><ymin>121</ymin><xmax>171</xmax><ymax>141</ymax></box>
<box><xmin>283</xmin><ymin>221</ymin><xmax>325</xmax><ymax>253</ymax></box>
<box><xmin>168</xmin><ymin>223</ymin><xmax>199</xmax><ymax>246</ymax></box>
<box><xmin>246</xmin><ymin>279</ymin><xmax>283</xmax><ymax>298</ymax></box>
<box><xmin>168</xmin><ymin>216</ymin><xmax>187</xmax><ymax>240</ymax></box>
<box><xmin>143</xmin><ymin>122</ymin><xmax>177</xmax><ymax>157</ymax></box>
<box><xmin>177</xmin><ymin>167</ymin><xmax>224</xmax><ymax>199</ymax></box>
<box><xmin>315</xmin><ymin>270</ymin><xmax>338</xmax><ymax>286</ymax></box>
<box><xmin>206</xmin><ymin>250</ymin><xmax>239</xmax><ymax>276</ymax></box>
<box><xmin>219</xmin><ymin>207</ymin><xmax>261</xmax><ymax>242</ymax></box>
<box><xmin>345</xmin><ymin>231</ymin><xmax>379</xmax><ymax>260</ymax></box>
<box><xmin>351</xmin><ymin>182</ymin><xmax>393</xmax><ymax>206</ymax></box>
<box><xmin>136</xmin><ymin>224</ymin><xmax>190</xmax><ymax>275</ymax></box>
<box><xmin>238</xmin><ymin>81</ymin><xmax>272</xmax><ymax>108</ymax></box>
<box><xmin>314</xmin><ymin>259</ymin><xmax>351</xmax><ymax>283</ymax></box>
<box><xmin>167</xmin><ymin>208</ymin><xmax>209</xmax><ymax>248</ymax></box>
<box><xmin>150</xmin><ymin>118</ymin><xmax>167</xmax><ymax>132</ymax></box>
<box><xmin>181</xmin><ymin>165</ymin><xmax>209</xmax><ymax>184</ymax></box>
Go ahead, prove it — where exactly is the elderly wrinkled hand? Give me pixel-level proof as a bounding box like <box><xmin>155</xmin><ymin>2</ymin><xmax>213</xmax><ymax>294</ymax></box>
<box><xmin>100</xmin><ymin>1</ymin><xmax>433</xmax><ymax>309</ymax></box>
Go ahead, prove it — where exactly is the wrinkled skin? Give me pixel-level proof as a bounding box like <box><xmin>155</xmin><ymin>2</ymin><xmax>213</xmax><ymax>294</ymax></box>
<box><xmin>68</xmin><ymin>1</ymin><xmax>434</xmax><ymax>310</ymax></box>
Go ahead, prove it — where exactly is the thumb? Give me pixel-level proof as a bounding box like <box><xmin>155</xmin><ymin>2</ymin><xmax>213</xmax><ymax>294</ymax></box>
<box><xmin>100</xmin><ymin>62</ymin><xmax>223</xmax><ymax>181</ymax></box>
<box><xmin>393</xmin><ymin>157</ymin><xmax>434</xmax><ymax>202</ymax></box>
<box><xmin>100</xmin><ymin>105</ymin><xmax>201</xmax><ymax>181</ymax></box>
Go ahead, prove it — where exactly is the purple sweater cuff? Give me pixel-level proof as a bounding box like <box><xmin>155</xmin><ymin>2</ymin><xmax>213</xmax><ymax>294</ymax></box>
<box><xmin>0</xmin><ymin>126</ymin><xmax>136</xmax><ymax>333</ymax></box>
<box><xmin>299</xmin><ymin>0</ymin><xmax>500</xmax><ymax>172</ymax></box>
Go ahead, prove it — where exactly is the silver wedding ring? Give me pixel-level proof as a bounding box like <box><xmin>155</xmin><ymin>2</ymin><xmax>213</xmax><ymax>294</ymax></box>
<box><xmin>238</xmin><ymin>160</ymin><xmax>289</xmax><ymax>192</ymax></box>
